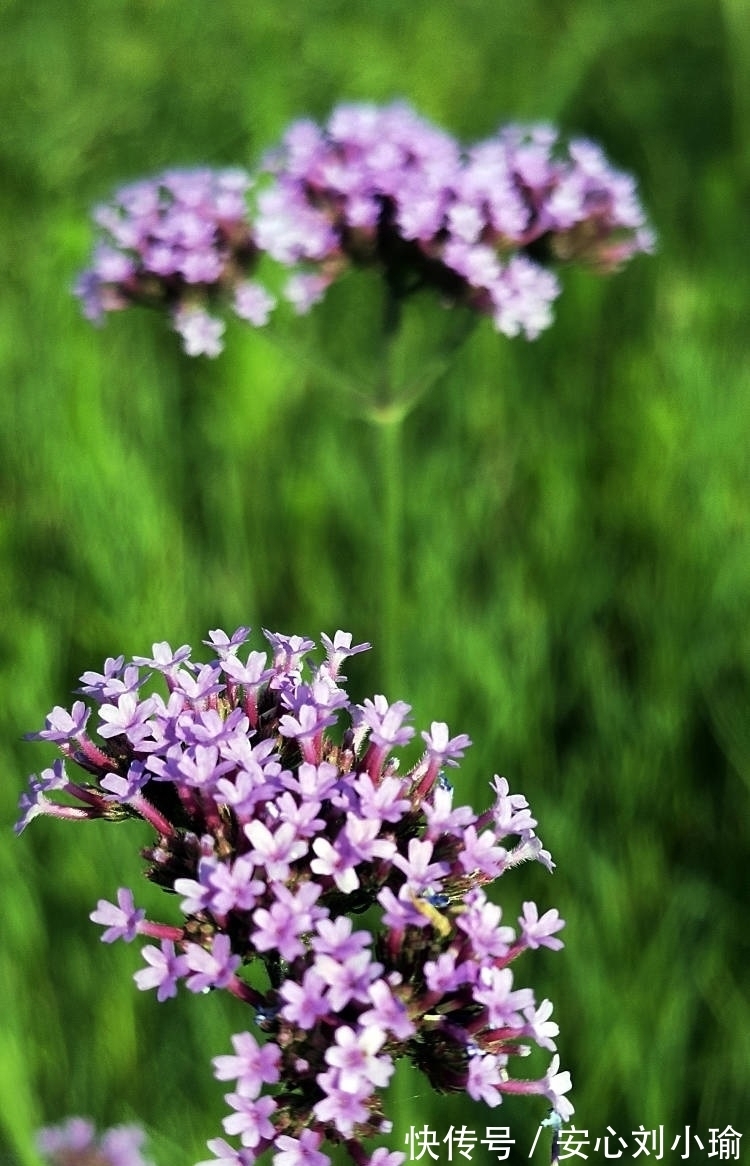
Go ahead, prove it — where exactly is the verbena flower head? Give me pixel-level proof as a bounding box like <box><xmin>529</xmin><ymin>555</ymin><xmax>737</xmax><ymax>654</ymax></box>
<box><xmin>19</xmin><ymin>627</ymin><xmax>572</xmax><ymax>1166</ymax></box>
<box><xmin>74</xmin><ymin>103</ymin><xmax>653</xmax><ymax>355</ymax></box>
<box><xmin>37</xmin><ymin>1117</ymin><xmax>153</xmax><ymax>1166</ymax></box>
<box><xmin>256</xmin><ymin>101</ymin><xmax>655</xmax><ymax>338</ymax></box>
<box><xmin>74</xmin><ymin>167</ymin><xmax>275</xmax><ymax>356</ymax></box>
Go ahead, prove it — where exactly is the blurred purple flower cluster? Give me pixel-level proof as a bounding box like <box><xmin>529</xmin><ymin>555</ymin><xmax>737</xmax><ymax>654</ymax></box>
<box><xmin>256</xmin><ymin>102</ymin><xmax>654</xmax><ymax>338</ymax></box>
<box><xmin>19</xmin><ymin>627</ymin><xmax>571</xmax><ymax>1166</ymax></box>
<box><xmin>74</xmin><ymin>167</ymin><xmax>275</xmax><ymax>357</ymax></box>
<box><xmin>74</xmin><ymin>102</ymin><xmax>654</xmax><ymax>355</ymax></box>
<box><xmin>37</xmin><ymin>1117</ymin><xmax>153</xmax><ymax>1166</ymax></box>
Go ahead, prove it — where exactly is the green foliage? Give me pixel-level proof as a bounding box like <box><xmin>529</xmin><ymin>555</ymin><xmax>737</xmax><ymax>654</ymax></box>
<box><xmin>2</xmin><ymin>1</ymin><xmax>749</xmax><ymax>1163</ymax></box>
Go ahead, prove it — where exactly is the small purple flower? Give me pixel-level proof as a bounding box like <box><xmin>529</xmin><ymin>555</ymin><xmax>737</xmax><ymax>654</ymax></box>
<box><xmin>278</xmin><ymin>967</ymin><xmax>330</xmax><ymax>1029</ymax></box>
<box><xmin>187</xmin><ymin>707</ymin><xmax>250</xmax><ymax>748</ymax></box>
<box><xmin>272</xmin><ymin>1129</ymin><xmax>329</xmax><ymax>1166</ymax></box>
<box><xmin>78</xmin><ymin>654</ymin><xmax>127</xmax><ymax>698</ymax></box>
<box><xmin>519</xmin><ymin>900</ymin><xmax>566</xmax><ymax>950</ymax></box>
<box><xmin>173</xmin><ymin>305</ymin><xmax>226</xmax><ymax>357</ymax></box>
<box><xmin>423</xmin><ymin>950</ymin><xmax>471</xmax><ymax>996</ymax></box>
<box><xmin>456</xmin><ymin>889</ymin><xmax>515</xmax><ymax>961</ymax></box>
<box><xmin>392</xmin><ymin>837</ymin><xmax>449</xmax><ymax>893</ymax></box>
<box><xmin>221</xmin><ymin>649</ymin><xmax>271</xmax><ymax>688</ymax></box>
<box><xmin>312</xmin><ymin>1073</ymin><xmax>370</xmax><ymax>1137</ymax></box>
<box><xmin>457</xmin><ymin>823</ymin><xmax>508</xmax><ymax>879</ymax></box>
<box><xmin>38</xmin><ymin>1119</ymin><xmax>154</xmax><ymax>1166</ymax></box>
<box><xmin>466</xmin><ymin>1050</ymin><xmax>506</xmax><ymax>1107</ymax></box>
<box><xmin>171</xmin><ymin>662</ymin><xmax>224</xmax><ymax>703</ymax></box>
<box><xmin>342</xmin><ymin>813</ymin><xmax>396</xmax><ymax>864</ymax></box>
<box><xmin>319</xmin><ymin>631</ymin><xmax>371</xmax><ymax>678</ymax></box>
<box><xmin>542</xmin><ymin>1054</ymin><xmax>575</xmax><ymax>1121</ymax></box>
<box><xmin>523</xmin><ymin>998</ymin><xmax>560</xmax><ymax>1052</ymax></box>
<box><xmin>101</xmin><ymin>1126</ymin><xmax>155</xmax><ymax>1166</ymax></box>
<box><xmin>420</xmin><ymin>721</ymin><xmax>472</xmax><ymax>767</ymax></box>
<box><xmin>422</xmin><ymin>783</ymin><xmax>476</xmax><ymax>837</ymax></box>
<box><xmin>489</xmin><ymin>774</ymin><xmax>538</xmax><ymax>835</ymax></box>
<box><xmin>212</xmin><ymin>1031</ymin><xmax>281</xmax><ymax>1094</ymax></box>
<box><xmin>360</xmin><ymin>977</ymin><xmax>415</xmax><ymax>1041</ymax></box>
<box><xmin>222</xmin><ymin>1092</ymin><xmax>277</xmax><ymax>1149</ymax></box>
<box><xmin>101</xmin><ymin>759</ymin><xmax>150</xmax><ymax>801</ymax></box>
<box><xmin>133</xmin><ymin>640</ymin><xmax>192</xmax><ymax>675</ymax></box>
<box><xmin>359</xmin><ymin>696</ymin><xmax>414</xmax><ymax>749</ymax></box>
<box><xmin>278</xmin><ymin>700</ymin><xmax>336</xmax><ymax>762</ymax></box>
<box><xmin>310</xmin><ymin>921</ymin><xmax>376</xmax><ymax>965</ymax></box>
<box><xmin>32</xmin><ymin>759</ymin><xmax>70</xmax><ymax>795</ymax></box>
<box><xmin>251</xmin><ymin>883</ymin><xmax>323</xmax><ymax>962</ymax></box>
<box><xmin>15</xmin><ymin>759</ymin><xmax>108</xmax><ymax>834</ymax></box>
<box><xmin>283</xmin><ymin>272</ymin><xmax>332</xmax><ymax>314</ymax></box>
<box><xmin>314</xmin><ymin>947</ymin><xmax>382</xmax><ymax>1013</ymax></box>
<box><xmin>37</xmin><ymin>1118</ymin><xmax>97</xmax><ymax>1159</ymax></box>
<box><xmin>369</xmin><ymin>1152</ymin><xmax>406</xmax><ymax>1166</ymax></box>
<box><xmin>310</xmin><ymin>833</ymin><xmax>360</xmax><ymax>894</ymax></box>
<box><xmin>171</xmin><ymin>744</ymin><xmax>232</xmax><ymax>790</ymax></box>
<box><xmin>474</xmin><ymin>965</ymin><xmax>535</xmax><ymax>1028</ymax></box>
<box><xmin>174</xmin><ymin>862</ymin><xmax>216</xmax><ymax>916</ymax></box>
<box><xmin>203</xmin><ymin>626</ymin><xmax>253</xmax><ymax>656</ymax></box>
<box><xmin>263</xmin><ymin>630</ymin><xmax>316</xmax><ymax>672</ymax></box>
<box><xmin>244</xmin><ymin>819</ymin><xmax>309</xmax><ymax>881</ymax></box>
<box><xmin>215</xmin><ymin>764</ymin><xmax>274</xmax><ymax>817</ymax></box>
<box><xmin>234</xmin><ymin>281</ymin><xmax>276</xmax><ymax>325</ymax></box>
<box><xmin>185</xmin><ymin>933</ymin><xmax>241</xmax><ymax>992</ymax></box>
<box><xmin>98</xmin><ymin>692</ymin><xmax>158</xmax><ymax>744</ymax></box>
<box><xmin>90</xmin><ymin>888</ymin><xmax>145</xmax><ymax>943</ymax></box>
<box><xmin>134</xmin><ymin>939</ymin><xmax>189</xmax><ymax>1001</ymax></box>
<box><xmin>196</xmin><ymin>1137</ymin><xmax>255</xmax><ymax>1166</ymax></box>
<box><xmin>32</xmin><ymin>701</ymin><xmax>90</xmax><ymax>743</ymax></box>
<box><xmin>324</xmin><ymin>1024</ymin><xmax>393</xmax><ymax>1093</ymax></box>
<box><xmin>352</xmin><ymin>771</ymin><xmax>410</xmax><ymax>823</ymax></box>
<box><xmin>209</xmin><ymin>855</ymin><xmax>265</xmax><ymax>915</ymax></box>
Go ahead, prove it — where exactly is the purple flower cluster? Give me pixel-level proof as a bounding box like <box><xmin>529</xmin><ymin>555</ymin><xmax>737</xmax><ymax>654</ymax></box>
<box><xmin>37</xmin><ymin>1117</ymin><xmax>153</xmax><ymax>1166</ymax></box>
<box><xmin>19</xmin><ymin>628</ymin><xmax>572</xmax><ymax>1166</ymax></box>
<box><xmin>255</xmin><ymin>103</ymin><xmax>654</xmax><ymax>338</ymax></box>
<box><xmin>74</xmin><ymin>168</ymin><xmax>275</xmax><ymax>357</ymax></box>
<box><xmin>74</xmin><ymin>102</ymin><xmax>653</xmax><ymax>354</ymax></box>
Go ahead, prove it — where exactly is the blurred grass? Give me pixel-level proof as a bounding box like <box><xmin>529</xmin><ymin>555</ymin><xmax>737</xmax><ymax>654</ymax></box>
<box><xmin>2</xmin><ymin>0</ymin><xmax>749</xmax><ymax>1162</ymax></box>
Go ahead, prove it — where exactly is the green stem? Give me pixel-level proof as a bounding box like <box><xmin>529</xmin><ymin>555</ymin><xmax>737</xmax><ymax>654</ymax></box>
<box><xmin>375</xmin><ymin>409</ymin><xmax>405</xmax><ymax>695</ymax></box>
<box><xmin>365</xmin><ymin>291</ymin><xmax>476</xmax><ymax>693</ymax></box>
<box><xmin>371</xmin><ymin>285</ymin><xmax>407</xmax><ymax>695</ymax></box>
<box><xmin>262</xmin><ymin>291</ymin><xmax>475</xmax><ymax>691</ymax></box>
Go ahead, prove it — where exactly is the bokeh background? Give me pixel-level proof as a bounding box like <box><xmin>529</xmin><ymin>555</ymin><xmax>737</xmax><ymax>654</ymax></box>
<box><xmin>2</xmin><ymin>1</ymin><xmax>749</xmax><ymax>1162</ymax></box>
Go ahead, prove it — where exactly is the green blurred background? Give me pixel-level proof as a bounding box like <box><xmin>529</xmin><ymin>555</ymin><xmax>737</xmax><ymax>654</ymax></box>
<box><xmin>2</xmin><ymin>0</ymin><xmax>749</xmax><ymax>1162</ymax></box>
